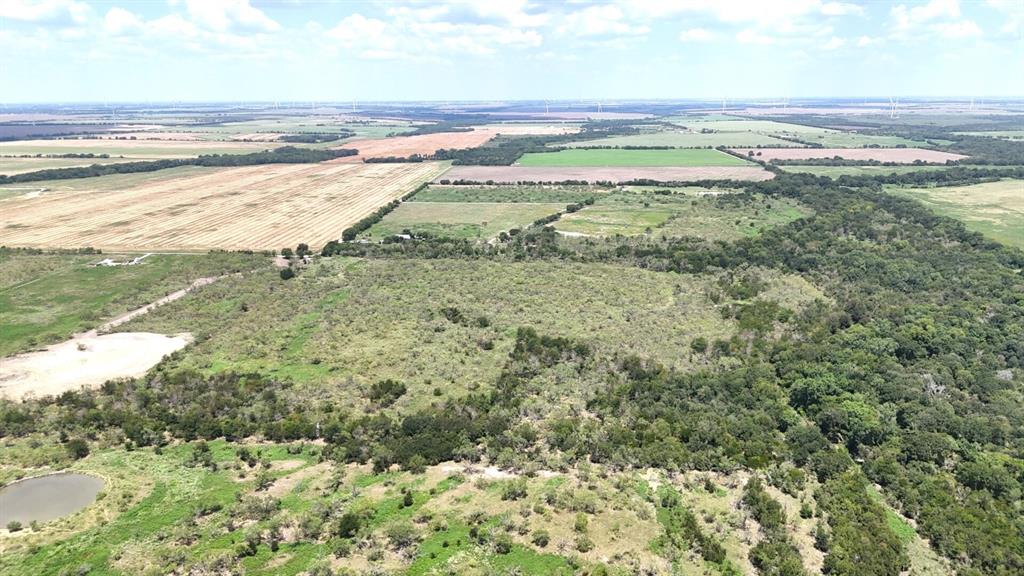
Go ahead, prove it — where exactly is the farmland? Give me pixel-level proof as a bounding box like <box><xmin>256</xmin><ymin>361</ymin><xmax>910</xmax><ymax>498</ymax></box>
<box><xmin>0</xmin><ymin>156</ymin><xmax>139</xmax><ymax>176</ymax></box>
<box><xmin>2</xmin><ymin>96</ymin><xmax>1023</xmax><ymax>576</ymax></box>
<box><xmin>335</xmin><ymin>129</ymin><xmax>498</xmax><ymax>160</ymax></box>
<box><xmin>553</xmin><ymin>193</ymin><xmax>811</xmax><ymax>239</ymax></box>
<box><xmin>0</xmin><ymin>162</ymin><xmax>449</xmax><ymax>251</ymax></box>
<box><xmin>565</xmin><ymin>130</ymin><xmax>800</xmax><ymax>148</ymax></box>
<box><xmin>361</xmin><ymin>202</ymin><xmax>564</xmax><ymax>240</ymax></box>
<box><xmin>730</xmin><ymin>147</ymin><xmax>967</xmax><ymax>163</ymax></box>
<box><xmin>778</xmin><ymin>165</ymin><xmax>966</xmax><ymax>177</ymax></box>
<box><xmin>440</xmin><ymin>165</ymin><xmax>774</xmax><ymax>183</ymax></box>
<box><xmin>413</xmin><ymin>184</ymin><xmax>605</xmax><ymax>204</ymax></box>
<box><xmin>0</xmin><ymin>138</ymin><xmax>275</xmax><ymax>159</ymax></box>
<box><xmin>885</xmin><ymin>179</ymin><xmax>1024</xmax><ymax>248</ymax></box>
<box><xmin>517</xmin><ymin>148</ymin><xmax>751</xmax><ymax>167</ymax></box>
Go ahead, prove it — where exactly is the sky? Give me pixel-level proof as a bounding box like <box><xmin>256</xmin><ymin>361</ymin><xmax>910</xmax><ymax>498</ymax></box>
<box><xmin>1</xmin><ymin>0</ymin><xmax>1022</xmax><ymax>103</ymax></box>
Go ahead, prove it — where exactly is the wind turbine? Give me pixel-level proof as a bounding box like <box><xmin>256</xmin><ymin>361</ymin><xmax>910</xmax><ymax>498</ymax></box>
<box><xmin>544</xmin><ymin>100</ymin><xmax>550</xmax><ymax>115</ymax></box>
<box><xmin>596</xmin><ymin>100</ymin><xmax>603</xmax><ymax>114</ymax></box>
<box><xmin>721</xmin><ymin>97</ymin><xmax>726</xmax><ymax>114</ymax></box>
<box><xmin>969</xmin><ymin>96</ymin><xmax>975</xmax><ymax>112</ymax></box>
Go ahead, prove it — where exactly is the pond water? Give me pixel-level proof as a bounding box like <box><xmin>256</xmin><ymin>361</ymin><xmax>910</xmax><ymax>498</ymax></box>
<box><xmin>0</xmin><ymin>473</ymin><xmax>104</xmax><ymax>525</ymax></box>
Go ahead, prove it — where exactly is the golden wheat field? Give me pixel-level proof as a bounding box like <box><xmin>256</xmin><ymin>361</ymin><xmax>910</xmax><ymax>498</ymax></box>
<box><xmin>0</xmin><ymin>162</ymin><xmax>450</xmax><ymax>251</ymax></box>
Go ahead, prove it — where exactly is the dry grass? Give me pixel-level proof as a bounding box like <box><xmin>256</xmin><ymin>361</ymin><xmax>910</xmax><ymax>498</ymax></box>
<box><xmin>730</xmin><ymin>147</ymin><xmax>967</xmax><ymax>163</ymax></box>
<box><xmin>0</xmin><ymin>162</ymin><xmax>449</xmax><ymax>251</ymax></box>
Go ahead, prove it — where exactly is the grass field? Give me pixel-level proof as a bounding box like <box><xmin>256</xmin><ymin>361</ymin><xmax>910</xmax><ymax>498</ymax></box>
<box><xmin>517</xmin><ymin>148</ymin><xmax>751</xmax><ymax>167</ymax></box>
<box><xmin>362</xmin><ymin>202</ymin><xmax>565</xmax><ymax>240</ymax></box>
<box><xmin>413</xmin><ymin>185</ymin><xmax>605</xmax><ymax>204</ymax></box>
<box><xmin>116</xmin><ymin>257</ymin><xmax>824</xmax><ymax>411</ymax></box>
<box><xmin>779</xmin><ymin>165</ymin><xmax>968</xmax><ymax>177</ymax></box>
<box><xmin>666</xmin><ymin>118</ymin><xmax>832</xmax><ymax>134</ymax></box>
<box><xmin>885</xmin><ymin>179</ymin><xmax>1024</xmax><ymax>248</ymax></box>
<box><xmin>0</xmin><ymin>165</ymin><xmax>215</xmax><ymax>199</ymax></box>
<box><xmin>0</xmin><ymin>162</ymin><xmax>449</xmax><ymax>251</ymax></box>
<box><xmin>0</xmin><ymin>156</ymin><xmax>140</xmax><ymax>176</ymax></box>
<box><xmin>0</xmin><ymin>252</ymin><xmax>266</xmax><ymax>357</ymax></box>
<box><xmin>553</xmin><ymin>193</ymin><xmax>811</xmax><ymax>239</ymax></box>
<box><xmin>565</xmin><ymin>130</ymin><xmax>800</xmax><ymax>148</ymax></box>
<box><xmin>0</xmin><ymin>139</ymin><xmax>274</xmax><ymax>159</ymax></box>
<box><xmin>953</xmin><ymin>130</ymin><xmax>1024</xmax><ymax>141</ymax></box>
<box><xmin>793</xmin><ymin>132</ymin><xmax>930</xmax><ymax>148</ymax></box>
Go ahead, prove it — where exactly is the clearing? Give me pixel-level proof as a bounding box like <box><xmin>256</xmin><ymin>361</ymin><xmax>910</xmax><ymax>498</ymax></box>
<box><xmin>778</xmin><ymin>165</ymin><xmax>969</xmax><ymax>177</ymax></box>
<box><xmin>333</xmin><ymin>129</ymin><xmax>498</xmax><ymax>161</ymax></box>
<box><xmin>885</xmin><ymin>179</ymin><xmax>1024</xmax><ymax>248</ymax></box>
<box><xmin>415</xmin><ymin>184</ymin><xmax>606</xmax><ymax>204</ymax></box>
<box><xmin>565</xmin><ymin>130</ymin><xmax>800</xmax><ymax>148</ymax></box>
<box><xmin>0</xmin><ymin>332</ymin><xmax>191</xmax><ymax>400</ymax></box>
<box><xmin>0</xmin><ymin>156</ymin><xmax>141</xmax><ymax>176</ymax></box>
<box><xmin>731</xmin><ymin>147</ymin><xmax>967</xmax><ymax>163</ymax></box>
<box><xmin>0</xmin><ymin>138</ymin><xmax>274</xmax><ymax>159</ymax></box>
<box><xmin>0</xmin><ymin>162</ymin><xmax>449</xmax><ymax>251</ymax></box>
<box><xmin>0</xmin><ymin>251</ymin><xmax>265</xmax><ymax>357</ymax></box>
<box><xmin>439</xmin><ymin>165</ymin><xmax>774</xmax><ymax>183</ymax></box>
<box><xmin>361</xmin><ymin>202</ymin><xmax>565</xmax><ymax>240</ymax></box>
<box><xmin>517</xmin><ymin>148</ymin><xmax>751</xmax><ymax>167</ymax></box>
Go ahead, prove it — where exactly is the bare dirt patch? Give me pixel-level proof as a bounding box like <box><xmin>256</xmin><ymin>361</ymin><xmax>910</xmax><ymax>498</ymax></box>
<box><xmin>477</xmin><ymin>124</ymin><xmax>581</xmax><ymax>135</ymax></box>
<box><xmin>730</xmin><ymin>147</ymin><xmax>967</xmax><ymax>163</ymax></box>
<box><xmin>333</xmin><ymin>129</ymin><xmax>498</xmax><ymax>161</ymax></box>
<box><xmin>0</xmin><ymin>162</ymin><xmax>448</xmax><ymax>251</ymax></box>
<box><xmin>439</xmin><ymin>165</ymin><xmax>774</xmax><ymax>183</ymax></box>
<box><xmin>0</xmin><ymin>332</ymin><xmax>192</xmax><ymax>400</ymax></box>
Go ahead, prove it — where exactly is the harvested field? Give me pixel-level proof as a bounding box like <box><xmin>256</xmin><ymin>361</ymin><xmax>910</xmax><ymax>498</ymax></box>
<box><xmin>476</xmin><ymin>123</ymin><xmax>581</xmax><ymax>135</ymax></box>
<box><xmin>0</xmin><ymin>162</ymin><xmax>448</xmax><ymax>251</ymax></box>
<box><xmin>0</xmin><ymin>138</ymin><xmax>273</xmax><ymax>159</ymax></box>
<box><xmin>0</xmin><ymin>332</ymin><xmax>192</xmax><ymax>400</ymax></box>
<box><xmin>730</xmin><ymin>147</ymin><xmax>967</xmax><ymax>163</ymax></box>
<box><xmin>518</xmin><ymin>148</ymin><xmax>751</xmax><ymax>167</ymax></box>
<box><xmin>334</xmin><ymin>128</ymin><xmax>498</xmax><ymax>160</ymax></box>
<box><xmin>439</xmin><ymin>165</ymin><xmax>774</xmax><ymax>183</ymax></box>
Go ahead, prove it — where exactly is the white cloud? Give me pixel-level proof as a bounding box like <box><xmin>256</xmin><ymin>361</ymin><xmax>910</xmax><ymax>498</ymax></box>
<box><xmin>822</xmin><ymin>36</ymin><xmax>846</xmax><ymax>50</ymax></box>
<box><xmin>184</xmin><ymin>0</ymin><xmax>280</xmax><ymax>33</ymax></box>
<box><xmin>932</xmin><ymin>20</ymin><xmax>982</xmax><ymax>38</ymax></box>
<box><xmin>0</xmin><ymin>0</ymin><xmax>89</xmax><ymax>23</ymax></box>
<box><xmin>325</xmin><ymin>10</ymin><xmax>543</xmax><ymax>61</ymax></box>
<box><xmin>856</xmin><ymin>35</ymin><xmax>881</xmax><ymax>47</ymax></box>
<box><xmin>679</xmin><ymin>28</ymin><xmax>714</xmax><ymax>42</ymax></box>
<box><xmin>736</xmin><ymin>28</ymin><xmax>776</xmax><ymax>45</ymax></box>
<box><xmin>821</xmin><ymin>2</ymin><xmax>864</xmax><ymax>17</ymax></box>
<box><xmin>103</xmin><ymin>7</ymin><xmax>143</xmax><ymax>35</ymax></box>
<box><xmin>891</xmin><ymin>0</ymin><xmax>960</xmax><ymax>31</ymax></box>
<box><xmin>559</xmin><ymin>5</ymin><xmax>649</xmax><ymax>37</ymax></box>
<box><xmin>986</xmin><ymin>0</ymin><xmax>1024</xmax><ymax>35</ymax></box>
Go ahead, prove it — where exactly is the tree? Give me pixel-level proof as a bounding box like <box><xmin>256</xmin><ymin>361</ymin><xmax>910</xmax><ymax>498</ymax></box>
<box><xmin>65</xmin><ymin>438</ymin><xmax>89</xmax><ymax>460</ymax></box>
<box><xmin>279</xmin><ymin>268</ymin><xmax>295</xmax><ymax>280</ymax></box>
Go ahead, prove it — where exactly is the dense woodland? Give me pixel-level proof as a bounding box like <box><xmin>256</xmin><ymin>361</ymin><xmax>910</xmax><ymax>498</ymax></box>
<box><xmin>3</xmin><ymin>165</ymin><xmax>1022</xmax><ymax>575</ymax></box>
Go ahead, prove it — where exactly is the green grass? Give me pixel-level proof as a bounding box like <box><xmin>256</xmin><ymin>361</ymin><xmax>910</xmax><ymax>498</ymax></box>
<box><xmin>0</xmin><ymin>251</ymin><xmax>267</xmax><ymax>356</ymax></box>
<box><xmin>117</xmin><ymin>258</ymin><xmax>824</xmax><ymax>411</ymax></box>
<box><xmin>554</xmin><ymin>204</ymin><xmax>677</xmax><ymax>236</ymax></box>
<box><xmin>362</xmin><ymin>202</ymin><xmax>565</xmax><ymax>240</ymax></box>
<box><xmin>0</xmin><ymin>142</ymin><xmax>271</xmax><ymax>159</ymax></box>
<box><xmin>0</xmin><ymin>156</ymin><xmax>139</xmax><ymax>177</ymax></box>
<box><xmin>517</xmin><ymin>148</ymin><xmax>751</xmax><ymax>167</ymax></box>
<box><xmin>665</xmin><ymin>118</ymin><xmax>832</xmax><ymax>134</ymax></box>
<box><xmin>954</xmin><ymin>130</ymin><xmax>1024</xmax><ymax>141</ymax></box>
<box><xmin>790</xmin><ymin>132</ymin><xmax>930</xmax><ymax>148</ymax></box>
<box><xmin>414</xmin><ymin>184</ymin><xmax>604</xmax><ymax>204</ymax></box>
<box><xmin>779</xmin><ymin>165</ymin><xmax>968</xmax><ymax>177</ymax></box>
<box><xmin>565</xmin><ymin>130</ymin><xmax>799</xmax><ymax>148</ymax></box>
<box><xmin>658</xmin><ymin>195</ymin><xmax>812</xmax><ymax>241</ymax></box>
<box><xmin>885</xmin><ymin>179</ymin><xmax>1024</xmax><ymax>248</ymax></box>
<box><xmin>552</xmin><ymin>193</ymin><xmax>811</xmax><ymax>240</ymax></box>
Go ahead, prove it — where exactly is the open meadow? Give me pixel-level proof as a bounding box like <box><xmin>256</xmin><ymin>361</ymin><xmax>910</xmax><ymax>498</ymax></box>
<box><xmin>440</xmin><ymin>165</ymin><xmax>774</xmax><ymax>183</ymax></box>
<box><xmin>361</xmin><ymin>202</ymin><xmax>564</xmax><ymax>240</ymax></box>
<box><xmin>0</xmin><ymin>138</ymin><xmax>275</xmax><ymax>159</ymax></box>
<box><xmin>0</xmin><ymin>156</ymin><xmax>141</xmax><ymax>176</ymax></box>
<box><xmin>885</xmin><ymin>179</ymin><xmax>1024</xmax><ymax>248</ymax></box>
<box><xmin>0</xmin><ymin>162</ymin><xmax>449</xmax><ymax>251</ymax></box>
<box><xmin>0</xmin><ymin>251</ymin><xmax>266</xmax><ymax>358</ymax></box>
<box><xmin>730</xmin><ymin>147</ymin><xmax>967</xmax><ymax>163</ymax></box>
<box><xmin>517</xmin><ymin>148</ymin><xmax>751</xmax><ymax>167</ymax></box>
<box><xmin>564</xmin><ymin>130</ymin><xmax>800</xmax><ymax>148</ymax></box>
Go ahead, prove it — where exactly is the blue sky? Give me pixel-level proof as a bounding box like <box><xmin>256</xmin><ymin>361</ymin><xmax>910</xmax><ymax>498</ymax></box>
<box><xmin>1</xmin><ymin>0</ymin><xmax>1022</xmax><ymax>102</ymax></box>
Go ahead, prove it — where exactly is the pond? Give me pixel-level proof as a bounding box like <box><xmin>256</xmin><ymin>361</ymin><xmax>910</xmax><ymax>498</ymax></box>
<box><xmin>0</xmin><ymin>473</ymin><xmax>105</xmax><ymax>525</ymax></box>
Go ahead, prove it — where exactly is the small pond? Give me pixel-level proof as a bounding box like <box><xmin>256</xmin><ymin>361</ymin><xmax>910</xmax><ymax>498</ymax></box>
<box><xmin>0</xmin><ymin>473</ymin><xmax>105</xmax><ymax>525</ymax></box>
